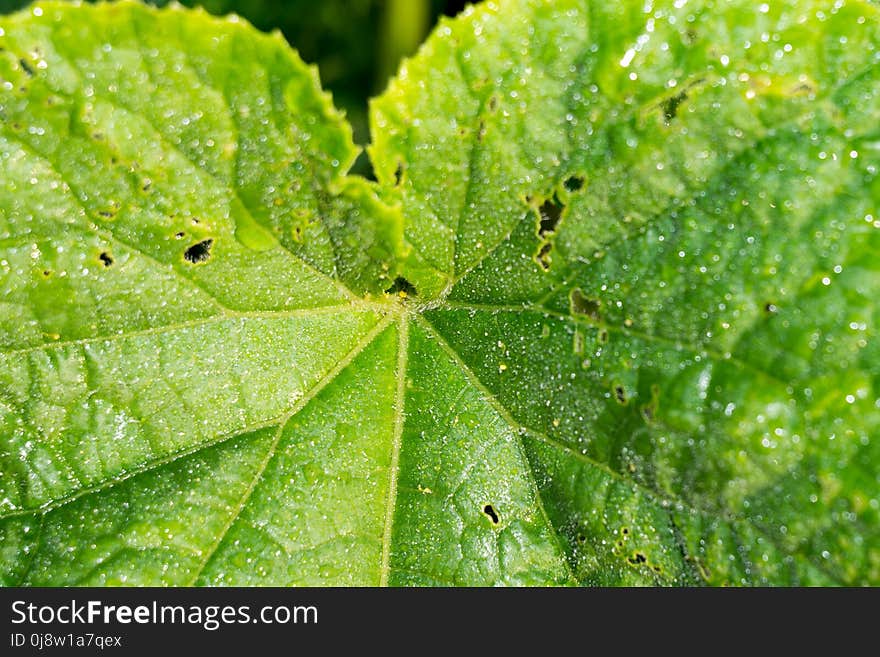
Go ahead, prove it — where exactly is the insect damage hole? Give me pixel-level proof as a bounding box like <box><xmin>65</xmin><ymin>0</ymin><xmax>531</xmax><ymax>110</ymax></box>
<box><xmin>19</xmin><ymin>58</ymin><xmax>34</xmax><ymax>77</ymax></box>
<box><xmin>657</xmin><ymin>77</ymin><xmax>706</xmax><ymax>125</ymax></box>
<box><xmin>569</xmin><ymin>288</ymin><xmax>602</xmax><ymax>321</ymax></box>
<box><xmin>661</xmin><ymin>90</ymin><xmax>688</xmax><ymax>124</ymax></box>
<box><xmin>97</xmin><ymin>202</ymin><xmax>119</xmax><ymax>219</ymax></box>
<box><xmin>533</xmin><ymin>195</ymin><xmax>565</xmax><ymax>271</ymax></box>
<box><xmin>538</xmin><ymin>197</ymin><xmax>564</xmax><ymax>237</ymax></box>
<box><xmin>477</xmin><ymin>119</ymin><xmax>487</xmax><ymax>142</ymax></box>
<box><xmin>482</xmin><ymin>504</ymin><xmax>500</xmax><ymax>525</ymax></box>
<box><xmin>98</xmin><ymin>251</ymin><xmax>114</xmax><ymax>267</ymax></box>
<box><xmin>184</xmin><ymin>239</ymin><xmax>213</xmax><ymax>264</ymax></box>
<box><xmin>536</xmin><ymin>242</ymin><xmax>553</xmax><ymax>271</ymax></box>
<box><xmin>563</xmin><ymin>175</ymin><xmax>585</xmax><ymax>192</ymax></box>
<box><xmin>385</xmin><ymin>276</ymin><xmax>417</xmax><ymax>298</ymax></box>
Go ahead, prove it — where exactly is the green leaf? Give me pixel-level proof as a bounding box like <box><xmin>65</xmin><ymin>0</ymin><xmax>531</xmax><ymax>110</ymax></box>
<box><xmin>1</xmin><ymin>0</ymin><xmax>878</xmax><ymax>586</ymax></box>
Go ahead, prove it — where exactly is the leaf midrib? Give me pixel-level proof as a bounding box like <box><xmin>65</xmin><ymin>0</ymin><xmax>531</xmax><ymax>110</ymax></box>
<box><xmin>0</xmin><ymin>304</ymin><xmax>393</xmax><ymax>521</ymax></box>
<box><xmin>4</xmin><ymin>290</ymin><xmax>846</xmax><ymax>585</ymax></box>
<box><xmin>0</xmin><ymin>304</ymin><xmax>378</xmax><ymax>357</ymax></box>
<box><xmin>379</xmin><ymin>314</ymin><xmax>408</xmax><ymax>586</ymax></box>
<box><xmin>186</xmin><ymin>314</ymin><xmax>396</xmax><ymax>584</ymax></box>
<box><xmin>419</xmin><ymin>305</ymin><xmax>850</xmax><ymax>585</ymax></box>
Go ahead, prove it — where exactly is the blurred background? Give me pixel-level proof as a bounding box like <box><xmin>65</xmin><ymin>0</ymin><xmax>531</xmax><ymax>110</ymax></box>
<box><xmin>0</xmin><ymin>0</ymin><xmax>470</xmax><ymax>170</ymax></box>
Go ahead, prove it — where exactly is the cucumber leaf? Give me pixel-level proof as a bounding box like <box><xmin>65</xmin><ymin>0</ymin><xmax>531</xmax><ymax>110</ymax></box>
<box><xmin>1</xmin><ymin>0</ymin><xmax>878</xmax><ymax>586</ymax></box>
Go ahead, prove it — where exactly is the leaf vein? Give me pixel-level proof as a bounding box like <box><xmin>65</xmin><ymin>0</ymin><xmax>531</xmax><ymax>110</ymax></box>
<box><xmin>415</xmin><ymin>313</ymin><xmax>576</xmax><ymax>584</ymax></box>
<box><xmin>379</xmin><ymin>315</ymin><xmax>408</xmax><ymax>587</ymax></box>
<box><xmin>188</xmin><ymin>315</ymin><xmax>394</xmax><ymax>584</ymax></box>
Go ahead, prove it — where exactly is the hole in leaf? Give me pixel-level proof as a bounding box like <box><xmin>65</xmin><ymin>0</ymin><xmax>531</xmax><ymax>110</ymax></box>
<box><xmin>174</xmin><ymin>231</ymin><xmax>185</xmax><ymax>239</ymax></box>
<box><xmin>569</xmin><ymin>288</ymin><xmax>602</xmax><ymax>321</ymax></box>
<box><xmin>656</xmin><ymin>77</ymin><xmax>706</xmax><ymax>125</ymax></box>
<box><xmin>598</xmin><ymin>329</ymin><xmax>609</xmax><ymax>344</ymax></box>
<box><xmin>614</xmin><ymin>385</ymin><xmax>627</xmax><ymax>404</ymax></box>
<box><xmin>563</xmin><ymin>175</ymin><xmax>585</xmax><ymax>192</ymax></box>
<box><xmin>19</xmin><ymin>58</ymin><xmax>34</xmax><ymax>77</ymax></box>
<box><xmin>622</xmin><ymin>528</ymin><xmax>629</xmax><ymax>535</ymax></box>
<box><xmin>393</xmin><ymin>160</ymin><xmax>405</xmax><ymax>186</ymax></box>
<box><xmin>538</xmin><ymin>197</ymin><xmax>563</xmax><ymax>237</ymax></box>
<box><xmin>41</xmin><ymin>269</ymin><xmax>52</xmax><ymax>278</ymax></box>
<box><xmin>764</xmin><ymin>302</ymin><xmax>777</xmax><ymax>314</ymax></box>
<box><xmin>641</xmin><ymin>403</ymin><xmax>655</xmax><ymax>422</ymax></box>
<box><xmin>482</xmin><ymin>504</ymin><xmax>500</xmax><ymax>525</ymax></box>
<box><xmin>184</xmin><ymin>239</ymin><xmax>213</xmax><ymax>264</ymax></box>
<box><xmin>628</xmin><ymin>552</ymin><xmax>647</xmax><ymax>565</ymax></box>
<box><xmin>385</xmin><ymin>276</ymin><xmax>417</xmax><ymax>297</ymax></box>
<box><xmin>487</xmin><ymin>94</ymin><xmax>499</xmax><ymax>111</ymax></box>
<box><xmin>661</xmin><ymin>90</ymin><xmax>689</xmax><ymax>124</ymax></box>
<box><xmin>576</xmin><ymin>534</ymin><xmax>587</xmax><ymax>544</ymax></box>
<box><xmin>98</xmin><ymin>251</ymin><xmax>114</xmax><ymax>267</ymax></box>
<box><xmin>536</xmin><ymin>242</ymin><xmax>553</xmax><ymax>271</ymax></box>
<box><xmin>477</xmin><ymin>119</ymin><xmax>486</xmax><ymax>142</ymax></box>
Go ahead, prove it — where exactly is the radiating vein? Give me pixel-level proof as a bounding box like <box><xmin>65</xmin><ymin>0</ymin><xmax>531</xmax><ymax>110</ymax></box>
<box><xmin>188</xmin><ymin>314</ymin><xmax>395</xmax><ymax>584</ymax></box>
<box><xmin>437</xmin><ymin>300</ymin><xmax>790</xmax><ymax>389</ymax></box>
<box><xmin>45</xmin><ymin>23</ymin><xmax>360</xmax><ymax>305</ymax></box>
<box><xmin>0</xmin><ymin>128</ymin><xmax>235</xmax><ymax>313</ymax></box>
<box><xmin>379</xmin><ymin>314</ymin><xmax>409</xmax><ymax>586</ymax></box>
<box><xmin>0</xmin><ymin>415</ymin><xmax>284</xmax><ymax>521</ymax></box>
<box><xmin>414</xmin><ymin>313</ymin><xmax>576</xmax><ymax>584</ymax></box>
<box><xmin>0</xmin><ymin>303</ymin><xmax>379</xmax><ymax>357</ymax></box>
